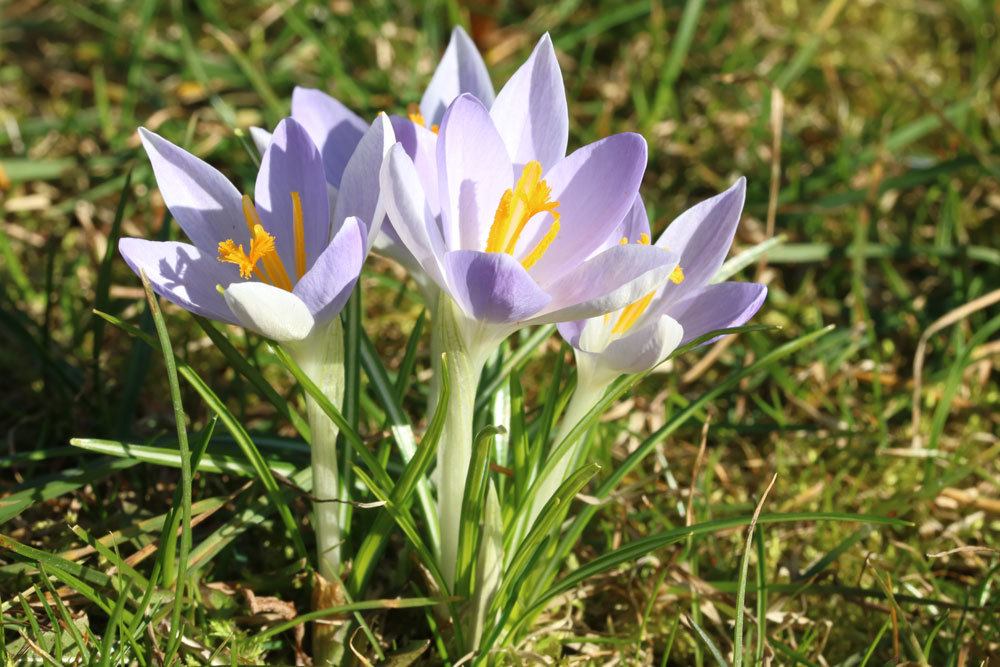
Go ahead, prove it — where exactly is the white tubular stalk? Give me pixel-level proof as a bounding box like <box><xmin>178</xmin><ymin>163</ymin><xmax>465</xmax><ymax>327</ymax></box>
<box><xmin>286</xmin><ymin>318</ymin><xmax>346</xmax><ymax>580</ymax></box>
<box><xmin>432</xmin><ymin>294</ymin><xmax>497</xmax><ymax>589</ymax></box>
<box><xmin>524</xmin><ymin>354</ymin><xmax>618</xmax><ymax>534</ymax></box>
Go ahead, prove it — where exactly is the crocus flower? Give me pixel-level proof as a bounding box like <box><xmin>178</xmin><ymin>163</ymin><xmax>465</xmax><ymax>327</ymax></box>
<box><xmin>524</xmin><ymin>178</ymin><xmax>767</xmax><ymax>528</ymax></box>
<box><xmin>380</xmin><ymin>92</ymin><xmax>679</xmax><ymax>589</ymax></box>
<box><xmin>120</xmin><ymin>115</ymin><xmax>393</xmax><ymax>342</ymax></box>
<box><xmin>558</xmin><ymin>178</ymin><xmax>767</xmax><ymax>380</ymax></box>
<box><xmin>120</xmin><ymin>114</ymin><xmax>395</xmax><ymax>587</ymax></box>
<box><xmin>381</xmin><ymin>94</ymin><xmax>677</xmax><ymax>335</ymax></box>
<box><xmin>257</xmin><ymin>28</ymin><xmax>568</xmax><ymax>294</ymax></box>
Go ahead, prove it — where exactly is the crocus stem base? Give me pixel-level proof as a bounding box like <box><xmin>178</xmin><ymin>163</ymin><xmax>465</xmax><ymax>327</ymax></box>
<box><xmin>432</xmin><ymin>294</ymin><xmax>498</xmax><ymax>590</ymax></box>
<box><xmin>285</xmin><ymin>319</ymin><xmax>345</xmax><ymax>665</ymax></box>
<box><xmin>524</xmin><ymin>356</ymin><xmax>616</xmax><ymax>533</ymax></box>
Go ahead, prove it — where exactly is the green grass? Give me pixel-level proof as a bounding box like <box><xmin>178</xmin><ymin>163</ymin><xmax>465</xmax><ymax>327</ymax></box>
<box><xmin>2</xmin><ymin>0</ymin><xmax>998</xmax><ymax>664</ymax></box>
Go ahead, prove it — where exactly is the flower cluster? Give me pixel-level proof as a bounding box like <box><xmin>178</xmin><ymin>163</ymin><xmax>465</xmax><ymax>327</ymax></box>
<box><xmin>120</xmin><ymin>27</ymin><xmax>765</xmax><ymax>658</ymax></box>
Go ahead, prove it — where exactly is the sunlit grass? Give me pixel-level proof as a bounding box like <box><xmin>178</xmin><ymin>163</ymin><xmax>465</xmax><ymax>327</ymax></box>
<box><xmin>1</xmin><ymin>0</ymin><xmax>998</xmax><ymax>664</ymax></box>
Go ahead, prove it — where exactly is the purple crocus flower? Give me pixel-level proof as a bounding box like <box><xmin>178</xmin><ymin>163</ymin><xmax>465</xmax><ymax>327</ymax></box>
<box><xmin>254</xmin><ymin>28</ymin><xmax>568</xmax><ymax>287</ymax></box>
<box><xmin>556</xmin><ymin>178</ymin><xmax>768</xmax><ymax>377</ymax></box>
<box><xmin>380</xmin><ymin>91</ymin><xmax>678</xmax><ymax>590</ymax></box>
<box><xmin>120</xmin><ymin>115</ymin><xmax>395</xmax><ymax>593</ymax></box>
<box><xmin>380</xmin><ymin>93</ymin><xmax>678</xmax><ymax>332</ymax></box>
<box><xmin>119</xmin><ymin>115</ymin><xmax>393</xmax><ymax>342</ymax></box>
<box><xmin>519</xmin><ymin>179</ymin><xmax>768</xmax><ymax>532</ymax></box>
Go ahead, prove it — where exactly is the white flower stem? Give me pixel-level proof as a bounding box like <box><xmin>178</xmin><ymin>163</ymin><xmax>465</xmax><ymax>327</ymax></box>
<box><xmin>432</xmin><ymin>294</ymin><xmax>494</xmax><ymax>589</ymax></box>
<box><xmin>524</xmin><ymin>356</ymin><xmax>615</xmax><ymax>533</ymax></box>
<box><xmin>287</xmin><ymin>318</ymin><xmax>345</xmax><ymax>580</ymax></box>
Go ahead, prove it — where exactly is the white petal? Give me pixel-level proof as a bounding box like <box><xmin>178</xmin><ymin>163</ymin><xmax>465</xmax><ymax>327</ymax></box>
<box><xmin>584</xmin><ymin>315</ymin><xmax>684</xmax><ymax>374</ymax></box>
<box><xmin>249</xmin><ymin>126</ymin><xmax>272</xmax><ymax>157</ymax></box>
<box><xmin>223</xmin><ymin>282</ymin><xmax>315</xmax><ymax>341</ymax></box>
<box><xmin>380</xmin><ymin>144</ymin><xmax>448</xmax><ymax>288</ymax></box>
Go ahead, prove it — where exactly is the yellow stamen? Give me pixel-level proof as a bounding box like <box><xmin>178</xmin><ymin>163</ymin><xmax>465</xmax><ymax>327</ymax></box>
<box><xmin>407</xmin><ymin>104</ymin><xmax>439</xmax><ymax>134</ymax></box>
<box><xmin>290</xmin><ymin>191</ymin><xmax>307</xmax><ymax>279</ymax></box>
<box><xmin>604</xmin><ymin>233</ymin><xmax>685</xmax><ymax>335</ymax></box>
<box><xmin>621</xmin><ymin>232</ymin><xmax>650</xmax><ymax>246</ymax></box>
<box><xmin>520</xmin><ymin>219</ymin><xmax>560</xmax><ymax>270</ymax></box>
<box><xmin>485</xmin><ymin>160</ymin><xmax>561</xmax><ymax>269</ymax></box>
<box><xmin>608</xmin><ymin>263</ymin><xmax>684</xmax><ymax>334</ymax></box>
<box><xmin>611</xmin><ymin>290</ymin><xmax>656</xmax><ymax>335</ymax></box>
<box><xmin>217</xmin><ymin>224</ymin><xmax>277</xmax><ymax>280</ymax></box>
<box><xmin>240</xmin><ymin>194</ymin><xmax>293</xmax><ymax>291</ymax></box>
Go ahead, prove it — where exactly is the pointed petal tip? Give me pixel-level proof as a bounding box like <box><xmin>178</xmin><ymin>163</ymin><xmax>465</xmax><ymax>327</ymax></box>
<box><xmin>453</xmin><ymin>91</ymin><xmax>487</xmax><ymax>106</ymax></box>
<box><xmin>731</xmin><ymin>175</ymin><xmax>747</xmax><ymax>195</ymax></box>
<box><xmin>136</xmin><ymin>126</ymin><xmax>165</xmax><ymax>152</ymax></box>
<box><xmin>271</xmin><ymin>116</ymin><xmax>308</xmax><ymax>141</ymax></box>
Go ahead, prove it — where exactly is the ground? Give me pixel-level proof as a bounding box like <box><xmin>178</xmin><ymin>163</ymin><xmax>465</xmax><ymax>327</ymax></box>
<box><xmin>1</xmin><ymin>0</ymin><xmax>998</xmax><ymax>664</ymax></box>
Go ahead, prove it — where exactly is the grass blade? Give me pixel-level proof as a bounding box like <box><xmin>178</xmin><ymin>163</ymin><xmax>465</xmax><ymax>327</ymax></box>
<box><xmin>196</xmin><ymin>317</ymin><xmax>310</xmax><ymax>440</ymax></box>
<box><xmin>93</xmin><ymin>307</ymin><xmax>308</xmax><ymax>560</ymax></box>
<box><xmin>139</xmin><ymin>273</ymin><xmax>192</xmax><ymax>665</ymax></box>
<box><xmin>733</xmin><ymin>474</ymin><xmax>776</xmax><ymax>667</ymax></box>
<box><xmin>455</xmin><ymin>426</ymin><xmax>503</xmax><ymax>598</ymax></box>
<box><xmin>347</xmin><ymin>354</ymin><xmax>450</xmax><ymax>596</ymax></box>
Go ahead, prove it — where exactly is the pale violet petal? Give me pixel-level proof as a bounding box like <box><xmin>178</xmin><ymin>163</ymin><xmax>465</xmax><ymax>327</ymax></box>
<box><xmin>380</xmin><ymin>143</ymin><xmax>448</xmax><ymax>287</ymax></box>
<box><xmin>333</xmin><ymin>113</ymin><xmax>395</xmax><ymax>249</ymax></box>
<box><xmin>420</xmin><ymin>26</ymin><xmax>495</xmax><ymax>126</ymax></box>
<box><xmin>490</xmin><ymin>33</ymin><xmax>568</xmax><ymax>171</ymax></box>
<box><xmin>522</xmin><ymin>133</ymin><xmax>648</xmax><ymax>285</ymax></box>
<box><xmin>118</xmin><ymin>238</ymin><xmax>237</xmax><ymax>325</ymax></box>
<box><xmin>254</xmin><ymin>118</ymin><xmax>330</xmax><ymax>275</ymax></box>
<box><xmin>618</xmin><ymin>195</ymin><xmax>652</xmax><ymax>245</ymax></box>
<box><xmin>529</xmin><ymin>243</ymin><xmax>677</xmax><ymax>324</ymax></box>
<box><xmin>138</xmin><ymin>128</ymin><xmax>244</xmax><ymax>254</ymax></box>
<box><xmin>443</xmin><ymin>250</ymin><xmax>551</xmax><ymax>323</ymax></box>
<box><xmin>291</xmin><ymin>87</ymin><xmax>368</xmax><ymax>187</ymax></box>
<box><xmin>437</xmin><ymin>94</ymin><xmax>513</xmax><ymax>251</ymax></box>
<box><xmin>389</xmin><ymin>115</ymin><xmax>441</xmax><ymax>216</ymax></box>
<box><xmin>293</xmin><ymin>217</ymin><xmax>366</xmax><ymax>323</ymax></box>
<box><xmin>668</xmin><ymin>281</ymin><xmax>767</xmax><ymax>345</ymax></box>
<box><xmin>654</xmin><ymin>177</ymin><xmax>747</xmax><ymax>303</ymax></box>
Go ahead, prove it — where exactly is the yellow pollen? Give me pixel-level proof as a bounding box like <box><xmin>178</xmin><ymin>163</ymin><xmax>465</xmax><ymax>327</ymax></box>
<box><xmin>620</xmin><ymin>232</ymin><xmax>650</xmax><ymax>246</ymax></box>
<box><xmin>407</xmin><ymin>104</ymin><xmax>439</xmax><ymax>134</ymax></box>
<box><xmin>217</xmin><ymin>224</ymin><xmax>276</xmax><ymax>280</ymax></box>
<box><xmin>485</xmin><ymin>160</ymin><xmax>561</xmax><ymax>269</ymax></box>
<box><xmin>290</xmin><ymin>191</ymin><xmax>307</xmax><ymax>279</ymax></box>
<box><xmin>669</xmin><ymin>265</ymin><xmax>685</xmax><ymax>284</ymax></box>
<box><xmin>221</xmin><ymin>194</ymin><xmax>294</xmax><ymax>291</ymax></box>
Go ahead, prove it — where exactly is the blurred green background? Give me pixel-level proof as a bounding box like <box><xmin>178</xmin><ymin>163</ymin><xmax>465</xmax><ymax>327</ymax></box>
<box><xmin>1</xmin><ymin>0</ymin><xmax>998</xmax><ymax>663</ymax></box>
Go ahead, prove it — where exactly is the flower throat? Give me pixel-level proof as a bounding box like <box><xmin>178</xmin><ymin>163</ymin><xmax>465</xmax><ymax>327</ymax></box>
<box><xmin>217</xmin><ymin>192</ymin><xmax>309</xmax><ymax>291</ymax></box>
<box><xmin>485</xmin><ymin>161</ymin><xmax>561</xmax><ymax>270</ymax></box>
